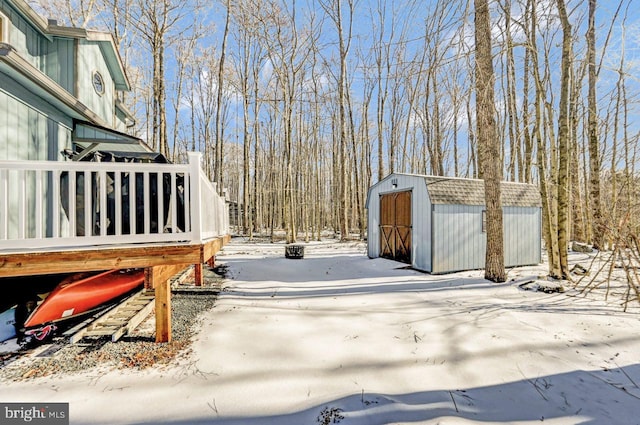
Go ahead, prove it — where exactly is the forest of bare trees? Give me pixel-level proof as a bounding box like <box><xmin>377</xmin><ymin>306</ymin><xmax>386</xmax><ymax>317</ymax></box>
<box><xmin>33</xmin><ymin>0</ymin><xmax>640</xmax><ymax>283</ymax></box>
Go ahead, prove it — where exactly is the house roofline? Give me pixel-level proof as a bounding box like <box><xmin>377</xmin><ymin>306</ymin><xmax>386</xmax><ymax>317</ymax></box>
<box><xmin>4</xmin><ymin>0</ymin><xmax>51</xmax><ymax>39</ymax></box>
<box><xmin>0</xmin><ymin>42</ymin><xmax>108</xmax><ymax>127</ymax></box>
<box><xmin>5</xmin><ymin>0</ymin><xmax>130</xmax><ymax>91</ymax></box>
<box><xmin>115</xmin><ymin>98</ymin><xmax>137</xmax><ymax>127</ymax></box>
<box><xmin>47</xmin><ymin>26</ymin><xmax>131</xmax><ymax>91</ymax></box>
<box><xmin>381</xmin><ymin>172</ymin><xmax>537</xmax><ymax>187</ymax></box>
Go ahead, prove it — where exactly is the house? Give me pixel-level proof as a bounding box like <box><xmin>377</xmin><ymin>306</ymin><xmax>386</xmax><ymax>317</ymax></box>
<box><xmin>0</xmin><ymin>0</ymin><xmax>229</xmax><ymax>342</ymax></box>
<box><xmin>366</xmin><ymin>173</ymin><xmax>542</xmax><ymax>274</ymax></box>
<box><xmin>0</xmin><ymin>0</ymin><xmax>142</xmax><ymax>159</ymax></box>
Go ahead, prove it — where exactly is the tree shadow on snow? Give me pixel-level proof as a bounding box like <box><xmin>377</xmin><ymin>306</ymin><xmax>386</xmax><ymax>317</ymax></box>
<box><xmin>221</xmin><ymin>254</ymin><xmax>628</xmax><ymax>318</ymax></box>
<box><xmin>127</xmin><ymin>364</ymin><xmax>640</xmax><ymax>425</ymax></box>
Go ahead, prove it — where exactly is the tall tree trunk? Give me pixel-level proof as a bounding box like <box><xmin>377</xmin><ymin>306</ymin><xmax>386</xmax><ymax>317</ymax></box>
<box><xmin>587</xmin><ymin>0</ymin><xmax>604</xmax><ymax>249</ymax></box>
<box><xmin>215</xmin><ymin>0</ymin><xmax>231</xmax><ymax>192</ymax></box>
<box><xmin>521</xmin><ymin>0</ymin><xmax>533</xmax><ymax>183</ymax></box>
<box><xmin>337</xmin><ymin>1</ymin><xmax>350</xmax><ymax>240</ymax></box>
<box><xmin>504</xmin><ymin>0</ymin><xmax>520</xmax><ymax>181</ymax></box>
<box><xmin>475</xmin><ymin>0</ymin><xmax>505</xmax><ymax>282</ymax></box>
<box><xmin>556</xmin><ymin>0</ymin><xmax>572</xmax><ymax>279</ymax></box>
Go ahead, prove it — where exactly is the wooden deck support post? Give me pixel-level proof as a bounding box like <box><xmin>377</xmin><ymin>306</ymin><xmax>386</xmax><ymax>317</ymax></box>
<box><xmin>146</xmin><ymin>264</ymin><xmax>189</xmax><ymax>343</ymax></box>
<box><xmin>194</xmin><ymin>263</ymin><xmax>203</xmax><ymax>287</ymax></box>
<box><xmin>155</xmin><ymin>277</ymin><xmax>171</xmax><ymax>343</ymax></box>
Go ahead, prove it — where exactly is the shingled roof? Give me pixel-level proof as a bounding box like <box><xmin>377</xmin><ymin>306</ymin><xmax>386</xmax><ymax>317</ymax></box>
<box><xmin>423</xmin><ymin>176</ymin><xmax>541</xmax><ymax>207</ymax></box>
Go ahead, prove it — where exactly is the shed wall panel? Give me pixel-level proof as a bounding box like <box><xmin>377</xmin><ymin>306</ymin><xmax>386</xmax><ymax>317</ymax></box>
<box><xmin>367</xmin><ymin>174</ymin><xmax>431</xmax><ymax>270</ymax></box>
<box><xmin>432</xmin><ymin>204</ymin><xmax>486</xmax><ymax>273</ymax></box>
<box><xmin>504</xmin><ymin>207</ymin><xmax>541</xmax><ymax>267</ymax></box>
<box><xmin>412</xmin><ymin>179</ymin><xmax>431</xmax><ymax>272</ymax></box>
<box><xmin>368</xmin><ymin>173</ymin><xmax>541</xmax><ymax>274</ymax></box>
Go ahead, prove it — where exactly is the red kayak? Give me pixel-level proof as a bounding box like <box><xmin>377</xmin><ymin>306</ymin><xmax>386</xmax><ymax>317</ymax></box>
<box><xmin>23</xmin><ymin>269</ymin><xmax>145</xmax><ymax>336</ymax></box>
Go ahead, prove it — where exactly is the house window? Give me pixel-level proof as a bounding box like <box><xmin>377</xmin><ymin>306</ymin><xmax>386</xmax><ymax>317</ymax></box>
<box><xmin>92</xmin><ymin>71</ymin><xmax>105</xmax><ymax>95</ymax></box>
<box><xmin>482</xmin><ymin>210</ymin><xmax>486</xmax><ymax>233</ymax></box>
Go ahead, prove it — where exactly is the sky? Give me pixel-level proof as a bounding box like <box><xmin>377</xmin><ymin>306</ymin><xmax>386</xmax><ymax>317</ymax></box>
<box><xmin>28</xmin><ymin>0</ymin><xmax>640</xmax><ymax>178</ymax></box>
<box><xmin>192</xmin><ymin>0</ymin><xmax>640</xmax><ymax>170</ymax></box>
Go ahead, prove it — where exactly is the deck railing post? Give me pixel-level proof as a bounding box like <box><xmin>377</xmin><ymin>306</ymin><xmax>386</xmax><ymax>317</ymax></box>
<box><xmin>188</xmin><ymin>152</ymin><xmax>203</xmax><ymax>243</ymax></box>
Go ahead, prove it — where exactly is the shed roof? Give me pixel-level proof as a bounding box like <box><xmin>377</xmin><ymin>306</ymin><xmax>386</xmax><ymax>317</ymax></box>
<box><xmin>423</xmin><ymin>176</ymin><xmax>541</xmax><ymax>207</ymax></box>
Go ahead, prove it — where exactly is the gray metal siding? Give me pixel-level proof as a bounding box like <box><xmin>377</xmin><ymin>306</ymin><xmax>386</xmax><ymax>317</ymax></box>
<box><xmin>368</xmin><ymin>173</ymin><xmax>542</xmax><ymax>274</ymax></box>
<box><xmin>432</xmin><ymin>205</ymin><xmax>541</xmax><ymax>273</ymax></box>
<box><xmin>504</xmin><ymin>206</ymin><xmax>542</xmax><ymax>267</ymax></box>
<box><xmin>366</xmin><ymin>174</ymin><xmax>432</xmax><ymax>271</ymax></box>
<box><xmin>432</xmin><ymin>204</ymin><xmax>486</xmax><ymax>273</ymax></box>
<box><xmin>412</xmin><ymin>178</ymin><xmax>431</xmax><ymax>272</ymax></box>
<box><xmin>367</xmin><ymin>196</ymin><xmax>379</xmax><ymax>259</ymax></box>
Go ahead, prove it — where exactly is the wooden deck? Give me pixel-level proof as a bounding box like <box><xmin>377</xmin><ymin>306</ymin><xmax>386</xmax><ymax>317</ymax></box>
<box><xmin>0</xmin><ymin>237</ymin><xmax>228</xmax><ymax>277</ymax></box>
<box><xmin>1</xmin><ymin>152</ymin><xmax>231</xmax><ymax>343</ymax></box>
<box><xmin>0</xmin><ymin>235</ymin><xmax>230</xmax><ymax>343</ymax></box>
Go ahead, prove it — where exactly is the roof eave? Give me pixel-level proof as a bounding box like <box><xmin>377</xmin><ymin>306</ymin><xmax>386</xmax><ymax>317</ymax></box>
<box><xmin>0</xmin><ymin>43</ymin><xmax>108</xmax><ymax>127</ymax></box>
<box><xmin>115</xmin><ymin>98</ymin><xmax>136</xmax><ymax>126</ymax></box>
<box><xmin>5</xmin><ymin>0</ymin><xmax>52</xmax><ymax>40</ymax></box>
<box><xmin>87</xmin><ymin>31</ymin><xmax>130</xmax><ymax>91</ymax></box>
<box><xmin>44</xmin><ymin>27</ymin><xmax>131</xmax><ymax>91</ymax></box>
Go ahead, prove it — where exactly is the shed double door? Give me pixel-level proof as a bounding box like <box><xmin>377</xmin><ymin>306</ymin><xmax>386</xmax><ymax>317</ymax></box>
<box><xmin>379</xmin><ymin>190</ymin><xmax>412</xmax><ymax>264</ymax></box>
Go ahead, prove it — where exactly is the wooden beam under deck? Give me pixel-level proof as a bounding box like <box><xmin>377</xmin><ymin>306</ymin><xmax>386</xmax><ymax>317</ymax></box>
<box><xmin>0</xmin><ymin>235</ymin><xmax>231</xmax><ymax>343</ymax></box>
<box><xmin>145</xmin><ymin>263</ymin><xmax>192</xmax><ymax>289</ymax></box>
<box><xmin>0</xmin><ymin>235</ymin><xmax>231</xmax><ymax>278</ymax></box>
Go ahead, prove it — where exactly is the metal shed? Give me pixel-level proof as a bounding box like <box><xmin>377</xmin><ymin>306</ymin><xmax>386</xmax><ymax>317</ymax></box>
<box><xmin>366</xmin><ymin>173</ymin><xmax>542</xmax><ymax>274</ymax></box>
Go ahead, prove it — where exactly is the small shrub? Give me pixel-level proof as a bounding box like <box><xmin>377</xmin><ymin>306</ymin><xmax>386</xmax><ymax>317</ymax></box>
<box><xmin>316</xmin><ymin>406</ymin><xmax>344</xmax><ymax>425</ymax></box>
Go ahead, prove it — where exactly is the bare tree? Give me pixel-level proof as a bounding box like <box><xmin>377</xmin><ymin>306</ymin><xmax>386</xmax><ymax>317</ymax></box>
<box><xmin>214</xmin><ymin>0</ymin><xmax>231</xmax><ymax>192</ymax></box>
<box><xmin>320</xmin><ymin>0</ymin><xmax>355</xmax><ymax>240</ymax></box>
<box><xmin>475</xmin><ymin>0</ymin><xmax>506</xmax><ymax>282</ymax></box>
<box><xmin>230</xmin><ymin>0</ymin><xmax>266</xmax><ymax>238</ymax></box>
<box><xmin>555</xmin><ymin>0</ymin><xmax>572</xmax><ymax>279</ymax></box>
<box><xmin>587</xmin><ymin>0</ymin><xmax>604</xmax><ymax>249</ymax></box>
<box><xmin>125</xmin><ymin>0</ymin><xmax>205</xmax><ymax>157</ymax></box>
<box><xmin>31</xmin><ymin>0</ymin><xmax>103</xmax><ymax>27</ymax></box>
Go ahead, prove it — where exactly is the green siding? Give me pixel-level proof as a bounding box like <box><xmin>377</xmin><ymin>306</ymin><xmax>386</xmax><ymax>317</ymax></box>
<box><xmin>1</xmin><ymin>0</ymin><xmax>76</xmax><ymax>92</ymax></box>
<box><xmin>77</xmin><ymin>41</ymin><xmax>114</xmax><ymax>125</ymax></box>
<box><xmin>44</xmin><ymin>38</ymin><xmax>75</xmax><ymax>93</ymax></box>
<box><xmin>6</xmin><ymin>91</ymin><xmax>18</xmax><ymax>160</ymax></box>
<box><xmin>115</xmin><ymin>107</ymin><xmax>127</xmax><ymax>132</ymax></box>
<box><xmin>0</xmin><ymin>74</ymin><xmax>72</xmax><ymax>161</ymax></box>
<box><xmin>0</xmin><ymin>83</ymin><xmax>73</xmax><ymax>239</ymax></box>
<box><xmin>1</xmin><ymin>0</ymin><xmax>44</xmax><ymax>68</ymax></box>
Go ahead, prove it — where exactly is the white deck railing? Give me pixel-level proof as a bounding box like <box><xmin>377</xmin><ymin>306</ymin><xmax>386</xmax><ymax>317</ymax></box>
<box><xmin>0</xmin><ymin>152</ymin><xmax>228</xmax><ymax>252</ymax></box>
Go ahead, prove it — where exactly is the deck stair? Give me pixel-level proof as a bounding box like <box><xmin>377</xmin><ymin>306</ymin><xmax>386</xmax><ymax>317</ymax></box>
<box><xmin>68</xmin><ymin>290</ymin><xmax>155</xmax><ymax>343</ymax></box>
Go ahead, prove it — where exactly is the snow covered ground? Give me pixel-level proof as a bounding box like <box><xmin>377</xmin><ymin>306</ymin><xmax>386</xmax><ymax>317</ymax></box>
<box><xmin>1</xmin><ymin>238</ymin><xmax>639</xmax><ymax>425</ymax></box>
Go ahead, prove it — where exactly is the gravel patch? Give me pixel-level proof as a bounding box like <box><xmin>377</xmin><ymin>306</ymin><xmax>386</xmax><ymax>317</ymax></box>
<box><xmin>0</xmin><ymin>269</ymin><xmax>223</xmax><ymax>382</ymax></box>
